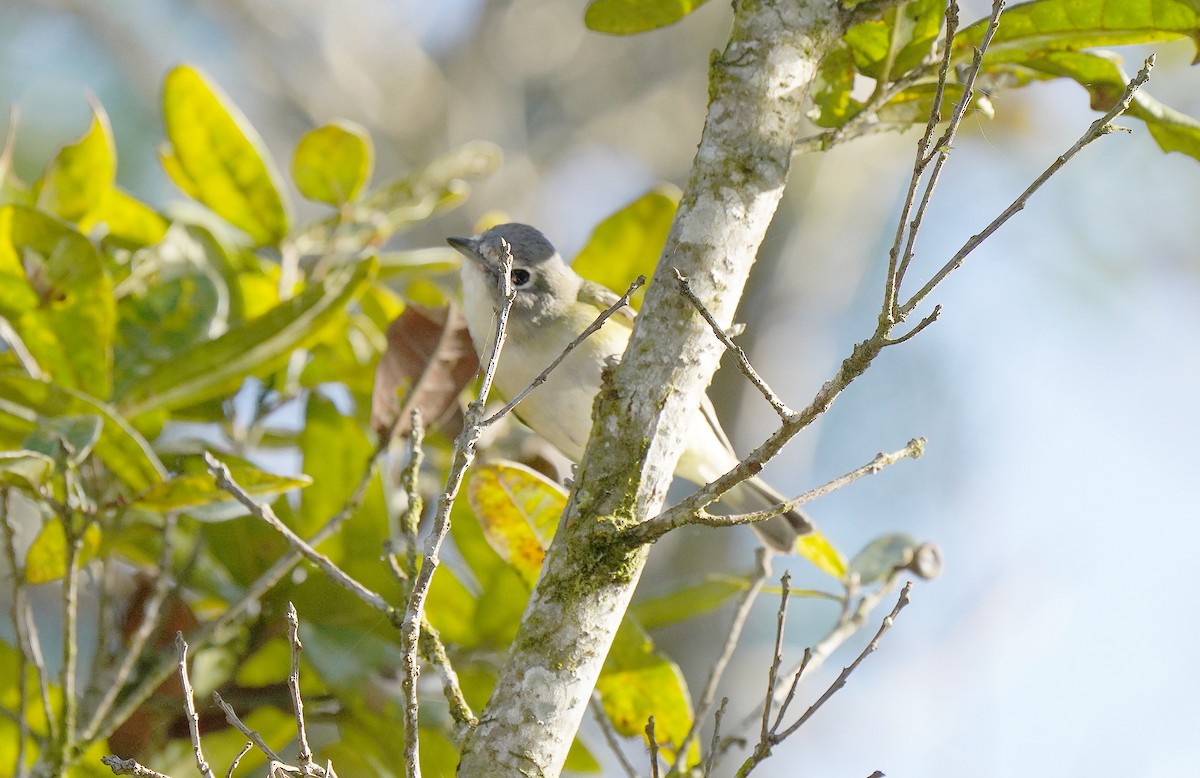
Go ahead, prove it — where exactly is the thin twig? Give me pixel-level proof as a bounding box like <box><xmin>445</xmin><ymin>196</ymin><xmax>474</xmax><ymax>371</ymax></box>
<box><xmin>227</xmin><ymin>743</ymin><xmax>253</xmax><ymax>778</ymax></box>
<box><xmin>400</xmin><ymin>238</ymin><xmax>516</xmax><ymax>777</ymax></box>
<box><xmin>646</xmin><ymin>717</ymin><xmax>661</xmax><ymax>778</ymax></box>
<box><xmin>734</xmin><ymin>571</ymin><xmax>907</xmax><ymax>734</ymax></box>
<box><xmin>702</xmin><ymin>697</ymin><xmax>729</xmax><ymax>777</ymax></box>
<box><xmin>481</xmin><ymin>275</ymin><xmax>645</xmax><ymax>427</ymax></box>
<box><xmin>759</xmin><ymin>572</ymin><xmax>791</xmax><ymax>745</ymax></box>
<box><xmin>398</xmin><ymin>410</ymin><xmax>424</xmax><ymax>584</ymax></box>
<box><xmin>776</xmin><ymin>583</ymin><xmax>912</xmax><ymax>739</ymax></box>
<box><xmin>176</xmin><ymin>634</ymin><xmax>216</xmax><ymax>778</ymax></box>
<box><xmin>286</xmin><ymin>604</ymin><xmax>314</xmax><ymax>773</ymax></box>
<box><xmin>590</xmin><ymin>693</ymin><xmax>640</xmax><ymax>778</ymax></box>
<box><xmin>673</xmin><ymin>269</ymin><xmax>791</xmax><ymax>420</ymax></box>
<box><xmin>893</xmin><ymin>0</ymin><xmax>1004</xmax><ymax>304</ymax></box>
<box><xmin>1</xmin><ymin>494</ymin><xmax>32</xmax><ymax>776</ymax></box>
<box><xmin>635</xmin><ymin>439</ymin><xmax>924</xmax><ymax>543</ymax></box>
<box><xmin>212</xmin><ymin>691</ymin><xmax>286</xmax><ymax>764</ymax></box>
<box><xmin>84</xmin><ymin>514</ymin><xmax>178</xmax><ymax>742</ymax></box>
<box><xmin>772</xmin><ymin>648</ymin><xmax>812</xmax><ymax>731</ymax></box>
<box><xmin>23</xmin><ymin>604</ymin><xmax>54</xmax><ymax>749</ymax></box>
<box><xmin>86</xmin><ymin>427</ymin><xmax>398</xmax><ymax>754</ymax></box>
<box><xmin>670</xmin><ymin>550</ymin><xmax>771</xmax><ymax>773</ymax></box>
<box><xmin>882</xmin><ymin>0</ymin><xmax>963</xmax><ymax>319</ymax></box>
<box><xmin>734</xmin><ymin>584</ymin><xmax>913</xmax><ymax>777</ymax></box>
<box><xmin>205</xmin><ymin>453</ymin><xmax>393</xmax><ymax>615</ymax></box>
<box><xmin>56</xmin><ymin>513</ymin><xmax>84</xmax><ymax>772</ymax></box>
<box><xmin>415</xmin><ymin>607</ymin><xmax>477</xmax><ymax>734</ymax></box>
<box><xmin>900</xmin><ymin>54</ymin><xmax>1156</xmax><ymax>317</ymax></box>
<box><xmin>100</xmin><ymin>756</ymin><xmax>175</xmax><ymax>778</ymax></box>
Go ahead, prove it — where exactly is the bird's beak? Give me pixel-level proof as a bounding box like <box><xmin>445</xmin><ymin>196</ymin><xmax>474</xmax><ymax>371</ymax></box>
<box><xmin>447</xmin><ymin>236</ymin><xmax>485</xmax><ymax>265</ymax></box>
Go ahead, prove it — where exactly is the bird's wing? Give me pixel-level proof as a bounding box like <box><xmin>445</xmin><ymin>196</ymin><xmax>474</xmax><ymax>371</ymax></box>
<box><xmin>579</xmin><ymin>278</ymin><xmax>736</xmax><ymax>456</ymax></box>
<box><xmin>698</xmin><ymin>392</ymin><xmax>738</xmax><ymax>457</ymax></box>
<box><xmin>577</xmin><ymin>279</ymin><xmax>637</xmax><ymax>328</ymax></box>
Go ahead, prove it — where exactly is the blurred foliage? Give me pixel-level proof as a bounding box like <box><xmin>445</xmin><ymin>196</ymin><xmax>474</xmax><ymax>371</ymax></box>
<box><xmin>0</xmin><ymin>1</ymin><xmax>1198</xmax><ymax>776</ymax></box>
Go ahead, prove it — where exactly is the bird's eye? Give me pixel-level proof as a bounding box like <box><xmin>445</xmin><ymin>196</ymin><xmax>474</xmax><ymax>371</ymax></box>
<box><xmin>510</xmin><ymin>268</ymin><xmax>532</xmax><ymax>287</ymax></box>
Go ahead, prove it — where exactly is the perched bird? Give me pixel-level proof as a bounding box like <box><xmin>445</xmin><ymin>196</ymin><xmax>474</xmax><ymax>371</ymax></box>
<box><xmin>449</xmin><ymin>223</ymin><xmax>811</xmax><ymax>552</ymax></box>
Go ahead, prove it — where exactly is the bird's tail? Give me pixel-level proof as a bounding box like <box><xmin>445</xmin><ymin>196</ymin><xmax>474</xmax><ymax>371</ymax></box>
<box><xmin>718</xmin><ymin>475</ymin><xmax>813</xmax><ymax>554</ymax></box>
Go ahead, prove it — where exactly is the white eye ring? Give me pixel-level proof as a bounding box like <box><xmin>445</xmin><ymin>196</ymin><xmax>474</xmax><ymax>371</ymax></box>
<box><xmin>510</xmin><ymin>268</ymin><xmax>532</xmax><ymax>287</ymax></box>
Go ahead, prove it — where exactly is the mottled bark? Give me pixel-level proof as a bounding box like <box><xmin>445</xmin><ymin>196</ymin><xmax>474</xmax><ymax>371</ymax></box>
<box><xmin>456</xmin><ymin>2</ymin><xmax>846</xmax><ymax>775</ymax></box>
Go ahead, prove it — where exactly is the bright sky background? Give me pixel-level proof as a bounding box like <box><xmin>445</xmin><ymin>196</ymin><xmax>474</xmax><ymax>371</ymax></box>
<box><xmin>3</xmin><ymin>1</ymin><xmax>1199</xmax><ymax>776</ymax></box>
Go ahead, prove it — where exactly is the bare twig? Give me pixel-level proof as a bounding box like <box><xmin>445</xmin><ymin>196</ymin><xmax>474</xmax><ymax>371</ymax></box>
<box><xmin>213</xmin><ymin>691</ymin><xmax>286</xmax><ymax>764</ymax></box>
<box><xmin>590</xmin><ymin>693</ymin><xmax>640</xmax><ymax>778</ymax></box>
<box><xmin>54</xmin><ymin>512</ymin><xmax>85</xmax><ymax>773</ymax></box>
<box><xmin>670</xmin><ymin>550</ymin><xmax>772</xmax><ymax>774</ymax></box>
<box><xmin>759</xmin><ymin>572</ymin><xmax>791</xmax><ymax>745</ymax></box>
<box><xmin>100</xmin><ymin>756</ymin><xmax>175</xmax><ymax>778</ymax></box>
<box><xmin>900</xmin><ymin>55</ymin><xmax>1156</xmax><ymax>317</ymax></box>
<box><xmin>23</xmin><ymin>604</ymin><xmax>54</xmax><ymax>749</ymax></box>
<box><xmin>634</xmin><ymin>439</ymin><xmax>924</xmax><ymax>543</ymax></box>
<box><xmin>646</xmin><ymin>717</ymin><xmax>661</xmax><ymax>778</ymax></box>
<box><xmin>673</xmin><ymin>270</ymin><xmax>791</xmax><ymax>420</ymax></box>
<box><xmin>776</xmin><ymin>583</ymin><xmax>912</xmax><ymax>739</ymax></box>
<box><xmin>84</xmin><ymin>514</ymin><xmax>178</xmax><ymax>743</ymax></box>
<box><xmin>286</xmin><ymin>604</ymin><xmax>314</xmax><ymax>773</ymax></box>
<box><xmin>227</xmin><ymin>743</ymin><xmax>253</xmax><ymax>778</ymax></box>
<box><xmin>175</xmin><ymin>634</ymin><xmax>216</xmax><ymax>778</ymax></box>
<box><xmin>400</xmin><ymin>238</ymin><xmax>516</xmax><ymax>776</ymax></box>
<box><xmin>702</xmin><ymin>697</ymin><xmax>729</xmax><ymax>777</ymax></box>
<box><xmin>205</xmin><ymin>453</ymin><xmax>393</xmax><ymax>615</ymax></box>
<box><xmin>87</xmin><ymin>425</ymin><xmax>397</xmax><ymax>753</ymax></box>
<box><xmin>398</xmin><ymin>410</ymin><xmax>425</xmax><ymax>583</ymax></box>
<box><xmin>1</xmin><ymin>495</ymin><xmax>32</xmax><ymax>776</ymax></box>
<box><xmin>891</xmin><ymin>0</ymin><xmax>1004</xmax><ymax>309</ymax></box>
<box><xmin>734</xmin><ymin>584</ymin><xmax>913</xmax><ymax>777</ymax></box>
<box><xmin>481</xmin><ymin>275</ymin><xmax>645</xmax><ymax>427</ymax></box>
<box><xmin>415</xmin><ymin>609</ymin><xmax>477</xmax><ymax>734</ymax></box>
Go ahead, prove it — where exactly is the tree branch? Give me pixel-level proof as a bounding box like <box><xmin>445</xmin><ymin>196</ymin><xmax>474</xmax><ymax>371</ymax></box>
<box><xmin>456</xmin><ymin>2</ymin><xmax>849</xmax><ymax>774</ymax></box>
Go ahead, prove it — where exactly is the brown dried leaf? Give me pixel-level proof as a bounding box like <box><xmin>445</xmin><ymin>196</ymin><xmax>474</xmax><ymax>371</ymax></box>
<box><xmin>371</xmin><ymin>303</ymin><xmax>478</xmax><ymax>438</ymax></box>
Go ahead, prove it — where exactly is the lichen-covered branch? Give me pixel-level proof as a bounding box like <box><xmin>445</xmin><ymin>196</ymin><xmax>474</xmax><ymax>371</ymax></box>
<box><xmin>454</xmin><ymin>1</ymin><xmax>847</xmax><ymax>775</ymax></box>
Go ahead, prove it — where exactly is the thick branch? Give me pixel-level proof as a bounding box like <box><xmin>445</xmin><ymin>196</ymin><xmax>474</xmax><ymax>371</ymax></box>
<box><xmin>455</xmin><ymin>2</ymin><xmax>846</xmax><ymax>775</ymax></box>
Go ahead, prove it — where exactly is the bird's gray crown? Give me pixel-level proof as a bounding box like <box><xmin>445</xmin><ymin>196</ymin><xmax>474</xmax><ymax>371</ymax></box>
<box><xmin>480</xmin><ymin>223</ymin><xmax>558</xmax><ymax>266</ymax></box>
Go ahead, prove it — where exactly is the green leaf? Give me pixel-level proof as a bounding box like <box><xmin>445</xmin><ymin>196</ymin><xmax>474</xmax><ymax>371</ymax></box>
<box><xmin>596</xmin><ymin>618</ymin><xmax>698</xmax><ymax>766</ymax></box>
<box><xmin>24</xmin><ymin>519</ymin><xmax>101</xmax><ymax>584</ymax></box>
<box><xmin>161</xmin><ymin>64</ymin><xmax>291</xmax><ymax>246</ymax></box>
<box><xmin>37</xmin><ymin>103</ymin><xmax>116</xmax><ymax>223</ymax></box>
<box><xmin>119</xmin><ymin>256</ymin><xmax>376</xmax><ymax>417</ymax></box>
<box><xmin>293</xmin><ymin>121</ymin><xmax>374</xmax><ymax>206</ymax></box>
<box><xmin>375</xmin><ymin>247</ymin><xmax>461</xmax><ymax>280</ymax></box>
<box><xmin>297</xmin><ymin>394</ymin><xmax>392</xmax><ymax>594</ymax></box>
<box><xmin>850</xmin><ymin>533</ymin><xmax>920</xmax><ymax>585</ymax></box>
<box><xmin>24</xmin><ymin>415</ymin><xmax>102</xmax><ymax>465</ymax></box>
<box><xmin>796</xmin><ymin>532</ymin><xmax>848</xmax><ymax>580</ymax></box>
<box><xmin>84</xmin><ymin>187</ymin><xmax>169</xmax><ymax>246</ymax></box>
<box><xmin>585</xmin><ymin>0</ymin><xmax>711</xmax><ymax>34</ymax></box>
<box><xmin>114</xmin><ymin>263</ymin><xmax>223</xmax><ymax>399</ymax></box>
<box><xmin>294</xmin><ymin>141</ymin><xmax>502</xmax><ymax>254</ymax></box>
<box><xmin>466</xmin><ymin>461</ymin><xmax>566</xmax><ymax>587</ymax></box>
<box><xmin>957</xmin><ymin>0</ymin><xmax>1200</xmax><ymax>65</ymax></box>
<box><xmin>842</xmin><ymin>0</ymin><xmax>946</xmax><ymax>79</ymax></box>
<box><xmin>0</xmin><ymin>205</ymin><xmax>115</xmax><ymax>398</ymax></box>
<box><xmin>572</xmin><ymin>185</ymin><xmax>679</xmax><ymax>309</ymax></box>
<box><xmin>0</xmin><ymin>450</ymin><xmax>55</xmax><ymax>491</ymax></box>
<box><xmin>1020</xmin><ymin>50</ymin><xmax>1200</xmax><ymax>162</ymax></box>
<box><xmin>631</xmin><ymin>576</ymin><xmax>747</xmax><ymax>630</ymax></box>
<box><xmin>0</xmin><ymin>373</ymin><xmax>165</xmax><ymax>492</ymax></box>
<box><xmin>132</xmin><ymin>458</ymin><xmax>310</xmax><ymax>513</ymax></box>
<box><xmin>810</xmin><ymin>44</ymin><xmax>865</xmax><ymax>129</ymax></box>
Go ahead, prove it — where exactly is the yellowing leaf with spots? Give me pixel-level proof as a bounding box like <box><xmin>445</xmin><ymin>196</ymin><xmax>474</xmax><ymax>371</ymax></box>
<box><xmin>466</xmin><ymin>461</ymin><xmax>568</xmax><ymax>587</ymax></box>
<box><xmin>596</xmin><ymin>618</ymin><xmax>698</xmax><ymax>767</ymax></box>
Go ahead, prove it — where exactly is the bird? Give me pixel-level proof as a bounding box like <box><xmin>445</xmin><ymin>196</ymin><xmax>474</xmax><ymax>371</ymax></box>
<box><xmin>448</xmin><ymin>222</ymin><xmax>811</xmax><ymax>553</ymax></box>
